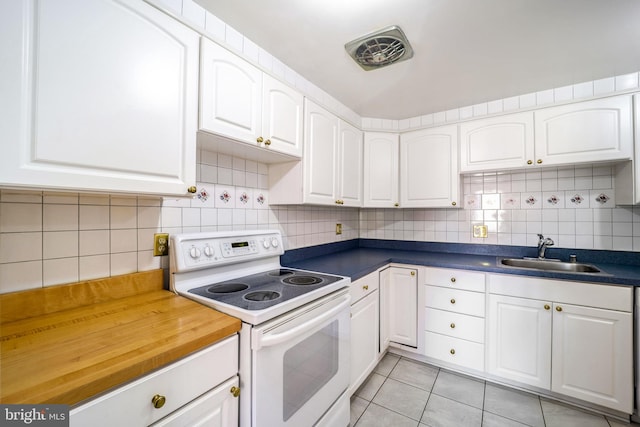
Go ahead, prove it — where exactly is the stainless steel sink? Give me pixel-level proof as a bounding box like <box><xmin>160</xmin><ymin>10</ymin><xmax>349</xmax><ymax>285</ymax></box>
<box><xmin>500</xmin><ymin>258</ymin><xmax>601</xmax><ymax>273</ymax></box>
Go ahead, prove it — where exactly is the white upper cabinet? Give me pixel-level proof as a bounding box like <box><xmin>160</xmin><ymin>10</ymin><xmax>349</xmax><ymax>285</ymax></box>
<box><xmin>400</xmin><ymin>125</ymin><xmax>460</xmax><ymax>208</ymax></box>
<box><xmin>614</xmin><ymin>94</ymin><xmax>640</xmax><ymax>205</ymax></box>
<box><xmin>262</xmin><ymin>74</ymin><xmax>304</xmax><ymax>157</ymax></box>
<box><xmin>459</xmin><ymin>112</ymin><xmax>534</xmax><ymax>172</ymax></box>
<box><xmin>303</xmin><ymin>100</ymin><xmax>340</xmax><ymax>204</ymax></box>
<box><xmin>534</xmin><ymin>95</ymin><xmax>633</xmax><ymax>166</ymax></box>
<box><xmin>268</xmin><ymin>100</ymin><xmax>361</xmax><ymax>206</ymax></box>
<box><xmin>337</xmin><ymin>121</ymin><xmax>364</xmax><ymax>207</ymax></box>
<box><xmin>363</xmin><ymin>132</ymin><xmax>399</xmax><ymax>208</ymax></box>
<box><xmin>199</xmin><ymin>38</ymin><xmax>303</xmax><ymax>159</ymax></box>
<box><xmin>0</xmin><ymin>0</ymin><xmax>199</xmax><ymax>195</ymax></box>
<box><xmin>460</xmin><ymin>95</ymin><xmax>633</xmax><ymax>173</ymax></box>
<box><xmin>200</xmin><ymin>38</ymin><xmax>262</xmax><ymax>144</ymax></box>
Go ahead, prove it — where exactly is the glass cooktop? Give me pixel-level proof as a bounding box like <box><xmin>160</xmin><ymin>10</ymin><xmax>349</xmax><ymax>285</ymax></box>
<box><xmin>188</xmin><ymin>269</ymin><xmax>343</xmax><ymax>310</ymax></box>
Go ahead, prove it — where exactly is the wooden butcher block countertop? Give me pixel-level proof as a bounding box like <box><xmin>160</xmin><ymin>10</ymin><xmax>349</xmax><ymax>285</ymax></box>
<box><xmin>0</xmin><ymin>270</ymin><xmax>241</xmax><ymax>406</ymax></box>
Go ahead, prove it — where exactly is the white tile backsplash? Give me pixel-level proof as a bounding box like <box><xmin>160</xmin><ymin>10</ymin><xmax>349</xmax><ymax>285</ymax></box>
<box><xmin>0</xmin><ymin>202</ymin><xmax>42</xmax><ymax>232</ymax></box>
<box><xmin>79</xmin><ymin>255</ymin><xmax>110</xmax><ymax>281</ymax></box>
<box><xmin>361</xmin><ymin>166</ymin><xmax>640</xmax><ymax>255</ymax></box>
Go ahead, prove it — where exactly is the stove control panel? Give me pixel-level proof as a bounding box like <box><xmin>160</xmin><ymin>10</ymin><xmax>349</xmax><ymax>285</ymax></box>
<box><xmin>171</xmin><ymin>230</ymin><xmax>285</xmax><ymax>271</ymax></box>
<box><xmin>221</xmin><ymin>239</ymin><xmax>258</xmax><ymax>257</ymax></box>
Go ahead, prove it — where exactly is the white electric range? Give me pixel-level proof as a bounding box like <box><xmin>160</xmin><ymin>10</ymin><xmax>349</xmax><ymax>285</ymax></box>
<box><xmin>170</xmin><ymin>229</ymin><xmax>351</xmax><ymax>427</ymax></box>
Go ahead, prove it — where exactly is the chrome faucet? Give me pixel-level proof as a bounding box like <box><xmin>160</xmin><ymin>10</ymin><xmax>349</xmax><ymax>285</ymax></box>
<box><xmin>537</xmin><ymin>234</ymin><xmax>554</xmax><ymax>259</ymax></box>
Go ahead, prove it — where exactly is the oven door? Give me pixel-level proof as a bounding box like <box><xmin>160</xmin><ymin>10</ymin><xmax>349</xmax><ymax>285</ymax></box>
<box><xmin>250</xmin><ymin>288</ymin><xmax>350</xmax><ymax>427</ymax></box>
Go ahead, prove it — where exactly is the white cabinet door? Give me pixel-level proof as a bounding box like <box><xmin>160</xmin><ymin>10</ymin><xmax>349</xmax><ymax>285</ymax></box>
<box><xmin>379</xmin><ymin>268</ymin><xmax>391</xmax><ymax>352</ymax></box>
<box><xmin>200</xmin><ymin>38</ymin><xmax>262</xmax><ymax>145</ymax></box>
<box><xmin>152</xmin><ymin>376</ymin><xmax>239</xmax><ymax>427</ymax></box>
<box><xmin>487</xmin><ymin>294</ymin><xmax>552</xmax><ymax>389</ymax></box>
<box><xmin>269</xmin><ymin>103</ymin><xmax>361</xmax><ymax>206</ymax></box>
<box><xmin>337</xmin><ymin>121</ymin><xmax>363</xmax><ymax>207</ymax></box>
<box><xmin>262</xmin><ymin>74</ymin><xmax>303</xmax><ymax>157</ymax></box>
<box><xmin>551</xmin><ymin>303</ymin><xmax>633</xmax><ymax>413</ymax></box>
<box><xmin>615</xmin><ymin>94</ymin><xmax>640</xmax><ymax>205</ymax></box>
<box><xmin>363</xmin><ymin>132</ymin><xmax>399</xmax><ymax>207</ymax></box>
<box><xmin>71</xmin><ymin>336</ymin><xmax>238</xmax><ymax>427</ymax></box>
<box><xmin>534</xmin><ymin>95</ymin><xmax>633</xmax><ymax>166</ymax></box>
<box><xmin>303</xmin><ymin>100</ymin><xmax>339</xmax><ymax>204</ymax></box>
<box><xmin>349</xmin><ymin>290</ymin><xmax>379</xmax><ymax>395</ymax></box>
<box><xmin>387</xmin><ymin>267</ymin><xmax>418</xmax><ymax>347</ymax></box>
<box><xmin>400</xmin><ymin>125</ymin><xmax>459</xmax><ymax>208</ymax></box>
<box><xmin>0</xmin><ymin>0</ymin><xmax>199</xmax><ymax>196</ymax></box>
<box><xmin>459</xmin><ymin>112</ymin><xmax>534</xmax><ymax>172</ymax></box>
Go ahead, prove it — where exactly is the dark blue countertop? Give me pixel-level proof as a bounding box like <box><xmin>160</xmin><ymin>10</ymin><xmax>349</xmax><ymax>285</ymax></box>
<box><xmin>281</xmin><ymin>239</ymin><xmax>640</xmax><ymax>286</ymax></box>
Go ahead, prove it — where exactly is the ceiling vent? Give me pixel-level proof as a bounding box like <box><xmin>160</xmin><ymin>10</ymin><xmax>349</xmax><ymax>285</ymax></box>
<box><xmin>345</xmin><ymin>25</ymin><xmax>414</xmax><ymax>71</ymax></box>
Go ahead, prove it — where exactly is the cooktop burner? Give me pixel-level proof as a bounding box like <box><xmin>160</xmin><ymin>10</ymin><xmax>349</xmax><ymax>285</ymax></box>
<box><xmin>244</xmin><ymin>291</ymin><xmax>281</xmax><ymax>301</ymax></box>
<box><xmin>282</xmin><ymin>276</ymin><xmax>323</xmax><ymax>286</ymax></box>
<box><xmin>207</xmin><ymin>283</ymin><xmax>249</xmax><ymax>293</ymax></box>
<box><xmin>187</xmin><ymin>268</ymin><xmax>342</xmax><ymax>310</ymax></box>
<box><xmin>268</xmin><ymin>269</ymin><xmax>295</xmax><ymax>276</ymax></box>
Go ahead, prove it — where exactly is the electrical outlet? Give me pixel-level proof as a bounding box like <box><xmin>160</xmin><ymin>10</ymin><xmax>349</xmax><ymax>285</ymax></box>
<box><xmin>153</xmin><ymin>233</ymin><xmax>169</xmax><ymax>256</ymax></box>
<box><xmin>336</xmin><ymin>223</ymin><xmax>342</xmax><ymax>235</ymax></box>
<box><xmin>473</xmin><ymin>225</ymin><xmax>488</xmax><ymax>238</ymax></box>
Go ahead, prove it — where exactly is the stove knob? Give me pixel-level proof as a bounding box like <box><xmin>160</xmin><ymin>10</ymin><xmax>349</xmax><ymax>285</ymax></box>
<box><xmin>203</xmin><ymin>245</ymin><xmax>214</xmax><ymax>257</ymax></box>
<box><xmin>262</xmin><ymin>239</ymin><xmax>270</xmax><ymax>249</ymax></box>
<box><xmin>271</xmin><ymin>238</ymin><xmax>279</xmax><ymax>248</ymax></box>
<box><xmin>189</xmin><ymin>247</ymin><xmax>201</xmax><ymax>259</ymax></box>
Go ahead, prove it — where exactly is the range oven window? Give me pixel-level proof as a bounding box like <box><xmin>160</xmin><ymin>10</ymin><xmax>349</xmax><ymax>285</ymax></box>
<box><xmin>282</xmin><ymin>320</ymin><xmax>339</xmax><ymax>421</ymax></box>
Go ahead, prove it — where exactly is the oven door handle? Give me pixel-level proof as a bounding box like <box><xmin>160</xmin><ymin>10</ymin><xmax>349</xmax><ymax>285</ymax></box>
<box><xmin>253</xmin><ymin>293</ymin><xmax>350</xmax><ymax>350</ymax></box>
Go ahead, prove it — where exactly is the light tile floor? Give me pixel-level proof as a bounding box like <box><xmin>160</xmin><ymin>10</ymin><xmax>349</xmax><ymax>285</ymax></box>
<box><xmin>351</xmin><ymin>353</ymin><xmax>640</xmax><ymax>427</ymax></box>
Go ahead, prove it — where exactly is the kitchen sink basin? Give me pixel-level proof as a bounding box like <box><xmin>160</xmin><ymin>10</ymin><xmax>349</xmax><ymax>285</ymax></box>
<box><xmin>500</xmin><ymin>258</ymin><xmax>602</xmax><ymax>273</ymax></box>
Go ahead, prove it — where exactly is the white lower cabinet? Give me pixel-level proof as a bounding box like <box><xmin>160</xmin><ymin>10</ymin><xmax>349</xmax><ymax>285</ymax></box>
<box><xmin>151</xmin><ymin>376</ymin><xmax>239</xmax><ymax>427</ymax></box>
<box><xmin>373</xmin><ymin>263</ymin><xmax>633</xmax><ymax>415</ymax></box>
<box><xmin>380</xmin><ymin>266</ymin><xmax>418</xmax><ymax>348</ymax></box>
<box><xmin>423</xmin><ymin>268</ymin><xmax>485</xmax><ymax>372</ymax></box>
<box><xmin>349</xmin><ymin>271</ymin><xmax>380</xmax><ymax>395</ymax></box>
<box><xmin>488</xmin><ymin>274</ymin><xmax>633</xmax><ymax>414</ymax></box>
<box><xmin>551</xmin><ymin>302</ymin><xmax>632</xmax><ymax>412</ymax></box>
<box><xmin>487</xmin><ymin>294</ymin><xmax>552</xmax><ymax>389</ymax></box>
<box><xmin>70</xmin><ymin>335</ymin><xmax>239</xmax><ymax>427</ymax></box>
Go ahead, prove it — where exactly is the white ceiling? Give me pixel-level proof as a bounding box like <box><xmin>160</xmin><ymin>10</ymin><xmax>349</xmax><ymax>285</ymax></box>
<box><xmin>195</xmin><ymin>0</ymin><xmax>640</xmax><ymax>120</ymax></box>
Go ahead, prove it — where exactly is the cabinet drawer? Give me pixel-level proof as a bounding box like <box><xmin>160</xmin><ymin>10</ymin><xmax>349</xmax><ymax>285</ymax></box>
<box><xmin>424</xmin><ymin>331</ymin><xmax>484</xmax><ymax>372</ymax></box>
<box><xmin>71</xmin><ymin>335</ymin><xmax>238</xmax><ymax>427</ymax></box>
<box><xmin>425</xmin><ymin>286</ymin><xmax>485</xmax><ymax>317</ymax></box>
<box><xmin>425</xmin><ymin>268</ymin><xmax>485</xmax><ymax>292</ymax></box>
<box><xmin>425</xmin><ymin>308</ymin><xmax>485</xmax><ymax>343</ymax></box>
<box><xmin>152</xmin><ymin>376</ymin><xmax>239</xmax><ymax>426</ymax></box>
<box><xmin>350</xmin><ymin>271</ymin><xmax>379</xmax><ymax>304</ymax></box>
